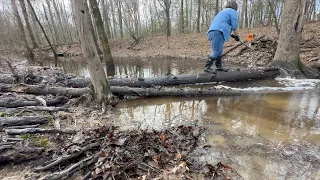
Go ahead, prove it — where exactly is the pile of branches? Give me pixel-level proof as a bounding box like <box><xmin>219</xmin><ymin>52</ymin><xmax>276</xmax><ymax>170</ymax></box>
<box><xmin>34</xmin><ymin>125</ymin><xmax>239</xmax><ymax>180</ymax></box>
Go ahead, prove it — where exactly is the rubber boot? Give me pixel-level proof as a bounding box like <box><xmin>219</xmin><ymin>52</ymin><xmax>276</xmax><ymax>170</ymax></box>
<box><xmin>215</xmin><ymin>56</ymin><xmax>229</xmax><ymax>72</ymax></box>
<box><xmin>204</xmin><ymin>57</ymin><xmax>216</xmax><ymax>73</ymax></box>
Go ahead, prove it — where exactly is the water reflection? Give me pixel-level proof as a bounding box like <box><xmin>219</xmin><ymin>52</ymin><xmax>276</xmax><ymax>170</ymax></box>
<box><xmin>41</xmin><ymin>57</ymin><xmax>207</xmax><ymax>78</ymax></box>
<box><xmin>116</xmin><ymin>98</ymin><xmax>207</xmax><ymax>131</ymax></box>
<box><xmin>116</xmin><ymin>91</ymin><xmax>319</xmax><ymax>145</ymax></box>
<box><xmin>116</xmin><ymin>90</ymin><xmax>320</xmax><ymax>179</ymax></box>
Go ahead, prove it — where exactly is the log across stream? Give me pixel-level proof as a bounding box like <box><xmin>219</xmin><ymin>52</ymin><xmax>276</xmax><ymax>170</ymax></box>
<box><xmin>68</xmin><ymin>67</ymin><xmax>281</xmax><ymax>88</ymax></box>
<box><xmin>0</xmin><ymin>67</ymin><xmax>280</xmax><ymax>88</ymax></box>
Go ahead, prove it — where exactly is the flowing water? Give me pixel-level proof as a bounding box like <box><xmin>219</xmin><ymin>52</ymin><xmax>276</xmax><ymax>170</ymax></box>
<box><xmin>42</xmin><ymin>57</ymin><xmax>320</xmax><ymax>179</ymax></box>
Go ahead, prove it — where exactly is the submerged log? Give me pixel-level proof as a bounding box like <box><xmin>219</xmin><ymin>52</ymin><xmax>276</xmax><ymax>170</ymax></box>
<box><xmin>68</xmin><ymin>67</ymin><xmax>280</xmax><ymax>88</ymax></box>
<box><xmin>0</xmin><ymin>116</ymin><xmax>50</xmax><ymax>126</ymax></box>
<box><xmin>0</xmin><ymin>96</ymin><xmax>68</xmax><ymax>108</ymax></box>
<box><xmin>0</xmin><ymin>145</ymin><xmax>44</xmax><ymax>164</ymax></box>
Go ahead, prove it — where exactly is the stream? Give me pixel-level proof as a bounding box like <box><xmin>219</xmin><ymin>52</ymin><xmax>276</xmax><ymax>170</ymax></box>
<box><xmin>41</xmin><ymin>57</ymin><xmax>320</xmax><ymax>180</ymax></box>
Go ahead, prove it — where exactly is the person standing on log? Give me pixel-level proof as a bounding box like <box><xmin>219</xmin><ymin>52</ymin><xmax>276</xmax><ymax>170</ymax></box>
<box><xmin>204</xmin><ymin>0</ymin><xmax>240</xmax><ymax>73</ymax></box>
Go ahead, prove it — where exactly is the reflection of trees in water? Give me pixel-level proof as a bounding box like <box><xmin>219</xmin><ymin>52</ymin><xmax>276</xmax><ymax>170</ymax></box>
<box><xmin>43</xmin><ymin>57</ymin><xmax>90</xmax><ymax>77</ymax></box>
<box><xmin>114</xmin><ymin>58</ymin><xmax>203</xmax><ymax>77</ymax></box>
<box><xmin>42</xmin><ymin>57</ymin><xmax>204</xmax><ymax>78</ymax></box>
<box><xmin>117</xmin><ymin>99</ymin><xmax>207</xmax><ymax>131</ymax></box>
<box><xmin>211</xmin><ymin>92</ymin><xmax>319</xmax><ymax>142</ymax></box>
<box><xmin>281</xmin><ymin>91</ymin><xmax>320</xmax><ymax>139</ymax></box>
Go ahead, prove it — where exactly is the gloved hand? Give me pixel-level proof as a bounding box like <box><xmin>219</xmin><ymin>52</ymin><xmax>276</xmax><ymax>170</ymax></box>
<box><xmin>231</xmin><ymin>34</ymin><xmax>240</xmax><ymax>41</ymax></box>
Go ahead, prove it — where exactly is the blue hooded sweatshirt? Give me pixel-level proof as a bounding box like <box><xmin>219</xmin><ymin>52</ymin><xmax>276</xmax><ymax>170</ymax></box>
<box><xmin>207</xmin><ymin>8</ymin><xmax>239</xmax><ymax>42</ymax></box>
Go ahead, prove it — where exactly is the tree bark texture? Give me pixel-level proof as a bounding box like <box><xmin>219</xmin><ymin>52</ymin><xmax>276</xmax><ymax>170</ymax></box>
<box><xmin>273</xmin><ymin>0</ymin><xmax>307</xmax><ymax>77</ymax></box>
<box><xmin>72</xmin><ymin>0</ymin><xmax>113</xmax><ymax>103</ymax></box>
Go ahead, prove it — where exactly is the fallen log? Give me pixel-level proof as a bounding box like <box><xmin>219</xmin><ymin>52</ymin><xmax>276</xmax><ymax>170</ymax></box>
<box><xmin>111</xmin><ymin>86</ymin><xmax>318</xmax><ymax>97</ymax></box>
<box><xmin>0</xmin><ymin>74</ymin><xmax>16</xmax><ymax>84</ymax></box>
<box><xmin>16</xmin><ymin>106</ymin><xmax>68</xmax><ymax>112</ymax></box>
<box><xmin>0</xmin><ymin>116</ymin><xmax>50</xmax><ymax>126</ymax></box>
<box><xmin>6</xmin><ymin>124</ymin><xmax>40</xmax><ymax>129</ymax></box>
<box><xmin>5</xmin><ymin>128</ymin><xmax>76</xmax><ymax>135</ymax></box>
<box><xmin>1</xmin><ymin>83</ymin><xmax>317</xmax><ymax>98</ymax></box>
<box><xmin>68</xmin><ymin>67</ymin><xmax>280</xmax><ymax>88</ymax></box>
<box><xmin>0</xmin><ymin>145</ymin><xmax>44</xmax><ymax>164</ymax></box>
<box><xmin>0</xmin><ymin>84</ymin><xmax>90</xmax><ymax>97</ymax></box>
<box><xmin>0</xmin><ymin>67</ymin><xmax>280</xmax><ymax>88</ymax></box>
<box><xmin>0</xmin><ymin>96</ymin><xmax>68</xmax><ymax>108</ymax></box>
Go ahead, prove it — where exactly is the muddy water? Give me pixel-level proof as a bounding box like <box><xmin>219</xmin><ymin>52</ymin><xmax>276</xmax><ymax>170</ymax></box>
<box><xmin>43</xmin><ymin>57</ymin><xmax>320</xmax><ymax>179</ymax></box>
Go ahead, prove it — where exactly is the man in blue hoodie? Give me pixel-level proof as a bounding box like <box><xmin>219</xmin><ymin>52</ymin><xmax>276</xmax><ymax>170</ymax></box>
<box><xmin>205</xmin><ymin>0</ymin><xmax>240</xmax><ymax>73</ymax></box>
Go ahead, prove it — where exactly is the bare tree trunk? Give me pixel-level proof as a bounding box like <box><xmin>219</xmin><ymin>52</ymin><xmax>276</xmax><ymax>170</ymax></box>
<box><xmin>185</xmin><ymin>0</ymin><xmax>188</xmax><ymax>31</ymax></box>
<box><xmin>116</xmin><ymin>0</ymin><xmax>124</xmax><ymax>39</ymax></box>
<box><xmin>19</xmin><ymin>0</ymin><xmax>38</xmax><ymax>49</ymax></box>
<box><xmin>268</xmin><ymin>0</ymin><xmax>280</xmax><ymax>35</ymax></box>
<box><xmin>196</xmin><ymin>0</ymin><xmax>201</xmax><ymax>33</ymax></box>
<box><xmin>133</xmin><ymin>1</ymin><xmax>140</xmax><ymax>35</ymax></box>
<box><xmin>88</xmin><ymin>0</ymin><xmax>114</xmax><ymax>72</ymax></box>
<box><xmin>101</xmin><ymin>0</ymin><xmax>111</xmax><ymax>38</ymax></box>
<box><xmin>180</xmin><ymin>0</ymin><xmax>184</xmax><ymax>33</ymax></box>
<box><xmin>215</xmin><ymin>0</ymin><xmax>219</xmax><ymax>15</ymax></box>
<box><xmin>52</xmin><ymin>0</ymin><xmax>67</xmax><ymax>43</ymax></box>
<box><xmin>72</xmin><ymin>0</ymin><xmax>112</xmax><ymax>104</ymax></box>
<box><xmin>110</xmin><ymin>0</ymin><xmax>117</xmax><ymax>38</ymax></box>
<box><xmin>244</xmin><ymin>0</ymin><xmax>248</xmax><ymax>28</ymax></box>
<box><xmin>45</xmin><ymin>0</ymin><xmax>59</xmax><ymax>45</ymax></box>
<box><xmin>273</xmin><ymin>0</ymin><xmax>308</xmax><ymax>77</ymax></box>
<box><xmin>59</xmin><ymin>1</ymin><xmax>74</xmax><ymax>42</ymax></box>
<box><xmin>27</xmin><ymin>0</ymin><xmax>57</xmax><ymax>66</ymax></box>
<box><xmin>27</xmin><ymin>2</ymin><xmax>42</xmax><ymax>45</ymax></box>
<box><xmin>11</xmin><ymin>0</ymin><xmax>34</xmax><ymax>61</ymax></box>
<box><xmin>43</xmin><ymin>4</ymin><xmax>56</xmax><ymax>45</ymax></box>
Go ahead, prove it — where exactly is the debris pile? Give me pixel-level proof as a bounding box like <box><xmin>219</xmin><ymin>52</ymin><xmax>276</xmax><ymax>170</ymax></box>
<box><xmin>26</xmin><ymin>125</ymin><xmax>240</xmax><ymax>179</ymax></box>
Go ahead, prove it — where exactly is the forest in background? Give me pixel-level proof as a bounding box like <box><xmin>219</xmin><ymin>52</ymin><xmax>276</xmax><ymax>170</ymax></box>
<box><xmin>0</xmin><ymin>0</ymin><xmax>319</xmax><ymax>49</ymax></box>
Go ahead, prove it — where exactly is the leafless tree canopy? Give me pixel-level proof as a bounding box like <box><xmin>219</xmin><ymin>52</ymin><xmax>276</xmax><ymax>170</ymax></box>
<box><xmin>0</xmin><ymin>0</ymin><xmax>318</xmax><ymax>48</ymax></box>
